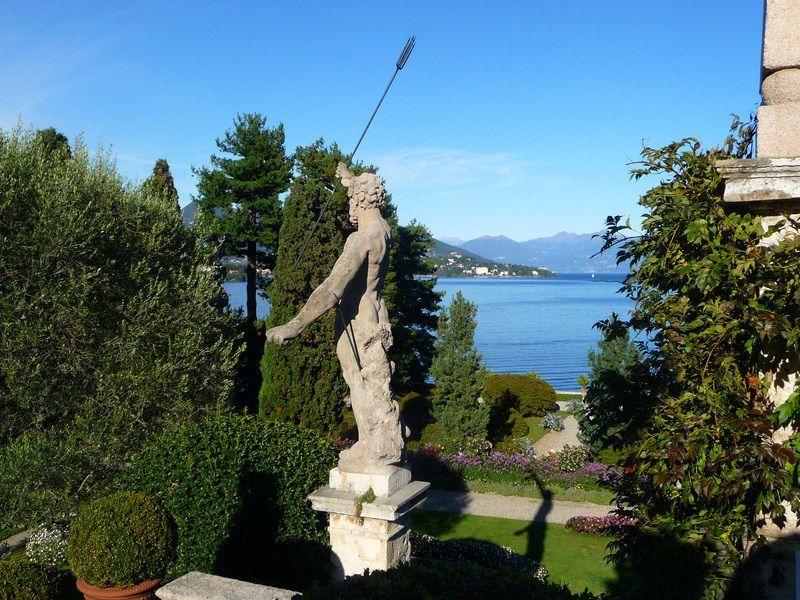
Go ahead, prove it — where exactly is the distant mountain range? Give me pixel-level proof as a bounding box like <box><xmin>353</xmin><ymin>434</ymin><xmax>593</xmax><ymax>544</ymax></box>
<box><xmin>429</xmin><ymin>239</ymin><xmax>553</xmax><ymax>278</ymax></box>
<box><xmin>441</xmin><ymin>232</ymin><xmax>626</xmax><ymax>273</ymax></box>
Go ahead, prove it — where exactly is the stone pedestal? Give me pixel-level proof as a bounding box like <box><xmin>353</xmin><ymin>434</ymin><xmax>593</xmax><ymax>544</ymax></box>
<box><xmin>308</xmin><ymin>465</ymin><xmax>429</xmax><ymax>580</ymax></box>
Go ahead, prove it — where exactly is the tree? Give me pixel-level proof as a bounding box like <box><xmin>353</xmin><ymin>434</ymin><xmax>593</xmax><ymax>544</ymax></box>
<box><xmin>259</xmin><ymin>141</ymin><xmax>350</xmax><ymax>435</ymax></box>
<box><xmin>193</xmin><ymin>113</ymin><xmax>292</xmax><ymax>324</ymax></box>
<box><xmin>430</xmin><ymin>292</ymin><xmax>489</xmax><ymax>447</ymax></box>
<box><xmin>576</xmin><ymin>315</ymin><xmax>660</xmax><ymax>457</ymax></box>
<box><xmin>381</xmin><ymin>213</ymin><xmax>442</xmax><ymax>386</ymax></box>
<box><xmin>0</xmin><ymin>126</ymin><xmax>240</xmax><ymax>528</ymax></box>
<box><xmin>143</xmin><ymin>158</ymin><xmax>179</xmax><ymax>210</ymax></box>
<box><xmin>599</xmin><ymin>118</ymin><xmax>800</xmax><ymax>597</ymax></box>
<box><xmin>33</xmin><ymin>127</ymin><xmax>71</xmax><ymax>158</ymax></box>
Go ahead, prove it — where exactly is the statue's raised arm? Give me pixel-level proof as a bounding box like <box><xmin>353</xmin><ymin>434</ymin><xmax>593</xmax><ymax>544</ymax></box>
<box><xmin>265</xmin><ymin>233</ymin><xmax>366</xmax><ymax>345</ymax></box>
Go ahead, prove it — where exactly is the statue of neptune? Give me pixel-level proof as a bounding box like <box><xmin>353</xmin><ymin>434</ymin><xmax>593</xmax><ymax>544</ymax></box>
<box><xmin>265</xmin><ymin>163</ymin><xmax>405</xmax><ymax>471</ymax></box>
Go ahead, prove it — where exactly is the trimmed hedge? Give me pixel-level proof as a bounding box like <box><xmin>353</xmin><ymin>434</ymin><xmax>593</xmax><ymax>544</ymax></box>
<box><xmin>304</xmin><ymin>560</ymin><xmax>600</xmax><ymax>600</ymax></box>
<box><xmin>118</xmin><ymin>411</ymin><xmax>337</xmax><ymax>590</ymax></box>
<box><xmin>483</xmin><ymin>373</ymin><xmax>557</xmax><ymax>417</ymax></box>
<box><xmin>0</xmin><ymin>561</ymin><xmax>58</xmax><ymax>600</ymax></box>
<box><xmin>67</xmin><ymin>492</ymin><xmax>176</xmax><ymax>588</ymax></box>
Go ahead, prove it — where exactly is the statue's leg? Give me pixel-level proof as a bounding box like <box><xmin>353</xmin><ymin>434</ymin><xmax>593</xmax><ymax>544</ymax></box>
<box><xmin>336</xmin><ymin>327</ymin><xmax>369</xmax><ymax>465</ymax></box>
<box><xmin>353</xmin><ymin>321</ymin><xmax>404</xmax><ymax>467</ymax></box>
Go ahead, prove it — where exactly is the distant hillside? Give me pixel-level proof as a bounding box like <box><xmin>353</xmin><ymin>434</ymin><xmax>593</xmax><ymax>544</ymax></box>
<box><xmin>181</xmin><ymin>201</ymin><xmax>198</xmax><ymax>227</ymax></box>
<box><xmin>456</xmin><ymin>231</ymin><xmax>625</xmax><ymax>273</ymax></box>
<box><xmin>430</xmin><ymin>239</ymin><xmax>554</xmax><ymax>278</ymax></box>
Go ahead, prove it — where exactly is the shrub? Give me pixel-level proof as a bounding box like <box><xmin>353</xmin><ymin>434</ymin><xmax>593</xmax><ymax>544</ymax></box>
<box><xmin>510</xmin><ymin>410</ymin><xmax>530</xmax><ymax>438</ymax></box>
<box><xmin>303</xmin><ymin>560</ymin><xmax>599</xmax><ymax>600</ymax></box>
<box><xmin>26</xmin><ymin>523</ymin><xmax>69</xmax><ymax>569</ymax></box>
<box><xmin>66</xmin><ymin>492</ymin><xmax>176</xmax><ymax>588</ymax></box>
<box><xmin>118</xmin><ymin>411</ymin><xmax>337</xmax><ymax>590</ymax></box>
<box><xmin>483</xmin><ymin>373</ymin><xmax>558</xmax><ymax>418</ymax></box>
<box><xmin>552</xmin><ymin>444</ymin><xmax>588</xmax><ymax>472</ymax></box>
<box><xmin>410</xmin><ymin>531</ymin><xmax>547</xmax><ymax>580</ymax></box>
<box><xmin>0</xmin><ymin>126</ymin><xmax>240</xmax><ymax>529</ymax></box>
<box><xmin>565</xmin><ymin>514</ymin><xmax>638</xmax><ymax>537</ymax></box>
<box><xmin>566</xmin><ymin>400</ymin><xmax>583</xmax><ymax>414</ymax></box>
<box><xmin>397</xmin><ymin>388</ymin><xmax>434</xmax><ymax>441</ymax></box>
<box><xmin>0</xmin><ymin>561</ymin><xmax>58</xmax><ymax>600</ymax></box>
<box><xmin>541</xmin><ymin>413</ymin><xmax>565</xmax><ymax>431</ymax></box>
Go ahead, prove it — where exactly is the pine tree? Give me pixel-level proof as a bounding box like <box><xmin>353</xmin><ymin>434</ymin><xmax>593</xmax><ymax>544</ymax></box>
<box><xmin>259</xmin><ymin>141</ymin><xmax>350</xmax><ymax>434</ymax></box>
<box><xmin>193</xmin><ymin>113</ymin><xmax>292</xmax><ymax>324</ymax></box>
<box><xmin>143</xmin><ymin>158</ymin><xmax>179</xmax><ymax>210</ymax></box>
<box><xmin>382</xmin><ymin>206</ymin><xmax>442</xmax><ymax>386</ymax></box>
<box><xmin>430</xmin><ymin>292</ymin><xmax>489</xmax><ymax>446</ymax></box>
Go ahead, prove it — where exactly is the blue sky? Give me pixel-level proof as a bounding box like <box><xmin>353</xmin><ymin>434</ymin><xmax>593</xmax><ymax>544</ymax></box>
<box><xmin>0</xmin><ymin>1</ymin><xmax>762</xmax><ymax>241</ymax></box>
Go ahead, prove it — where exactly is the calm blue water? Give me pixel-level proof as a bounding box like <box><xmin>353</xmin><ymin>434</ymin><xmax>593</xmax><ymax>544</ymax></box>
<box><xmin>223</xmin><ymin>273</ymin><xmax>632</xmax><ymax>390</ymax></box>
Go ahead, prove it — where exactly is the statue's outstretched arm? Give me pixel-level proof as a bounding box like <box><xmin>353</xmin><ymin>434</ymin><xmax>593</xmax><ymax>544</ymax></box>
<box><xmin>265</xmin><ymin>233</ymin><xmax>365</xmax><ymax>344</ymax></box>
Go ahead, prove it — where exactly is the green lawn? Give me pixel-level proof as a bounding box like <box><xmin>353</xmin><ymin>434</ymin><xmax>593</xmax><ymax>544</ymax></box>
<box><xmin>556</xmin><ymin>392</ymin><xmax>583</xmax><ymax>401</ymax></box>
<box><xmin>413</xmin><ymin>511</ymin><xmax>616</xmax><ymax>595</ymax></box>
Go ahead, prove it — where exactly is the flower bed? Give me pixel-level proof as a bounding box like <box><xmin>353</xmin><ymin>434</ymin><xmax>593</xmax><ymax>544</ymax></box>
<box><xmin>408</xmin><ymin>444</ymin><xmax>620</xmax><ymax>491</ymax></box>
<box><xmin>565</xmin><ymin>514</ymin><xmax>638</xmax><ymax>537</ymax></box>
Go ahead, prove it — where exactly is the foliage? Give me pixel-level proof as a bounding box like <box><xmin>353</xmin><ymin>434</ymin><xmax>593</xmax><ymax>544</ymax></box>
<box><xmin>33</xmin><ymin>127</ymin><xmax>71</xmax><ymax>159</ymax></box>
<box><xmin>0</xmin><ymin>126</ymin><xmax>239</xmax><ymax>530</ymax></box>
<box><xmin>599</xmin><ymin>118</ymin><xmax>800</xmax><ymax>597</ymax></box>
<box><xmin>66</xmin><ymin>492</ymin><xmax>176</xmax><ymax>588</ymax></box>
<box><xmin>484</xmin><ymin>373</ymin><xmax>558</xmax><ymax>417</ymax></box>
<box><xmin>26</xmin><ymin>524</ymin><xmax>69</xmax><ymax>569</ymax></box>
<box><xmin>259</xmin><ymin>141</ymin><xmax>351</xmax><ymax>434</ymax></box>
<box><xmin>566</xmin><ymin>400</ymin><xmax>583</xmax><ymax>414</ymax></box>
<box><xmin>194</xmin><ymin>113</ymin><xmax>292</xmax><ymax>323</ymax></box>
<box><xmin>541</xmin><ymin>413</ymin><xmax>565</xmax><ymax>432</ymax></box>
<box><xmin>397</xmin><ymin>387</ymin><xmax>434</xmax><ymax>441</ymax></box>
<box><xmin>430</xmin><ymin>292</ymin><xmax>489</xmax><ymax>446</ymax></box>
<box><xmin>552</xmin><ymin>444</ymin><xmax>588</xmax><ymax>472</ymax></box>
<box><xmin>577</xmin><ymin>316</ymin><xmax>660</xmax><ymax>457</ymax></box>
<box><xmin>410</xmin><ymin>531</ymin><xmax>548</xmax><ymax>581</ymax></box>
<box><xmin>0</xmin><ymin>560</ymin><xmax>59</xmax><ymax>600</ymax></box>
<box><xmin>303</xmin><ymin>560</ymin><xmax>599</xmax><ymax>600</ymax></box>
<box><xmin>381</xmin><ymin>215</ymin><xmax>442</xmax><ymax>385</ymax></box>
<box><xmin>118</xmin><ymin>411</ymin><xmax>337</xmax><ymax>590</ymax></box>
<box><xmin>142</xmin><ymin>158</ymin><xmax>179</xmax><ymax>210</ymax></box>
<box><xmin>565</xmin><ymin>514</ymin><xmax>638</xmax><ymax>537</ymax></box>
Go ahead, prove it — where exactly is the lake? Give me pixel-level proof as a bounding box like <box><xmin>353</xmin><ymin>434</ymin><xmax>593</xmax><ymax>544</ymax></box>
<box><xmin>223</xmin><ymin>273</ymin><xmax>632</xmax><ymax>391</ymax></box>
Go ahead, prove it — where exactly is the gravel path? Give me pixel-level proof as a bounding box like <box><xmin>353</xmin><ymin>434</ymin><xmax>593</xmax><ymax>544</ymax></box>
<box><xmin>533</xmin><ymin>414</ymin><xmax>581</xmax><ymax>454</ymax></box>
<box><xmin>421</xmin><ymin>489</ymin><xmax>613</xmax><ymax>524</ymax></box>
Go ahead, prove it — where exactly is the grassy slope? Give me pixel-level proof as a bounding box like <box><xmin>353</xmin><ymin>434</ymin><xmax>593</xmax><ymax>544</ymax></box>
<box><xmin>413</xmin><ymin>511</ymin><xmax>616</xmax><ymax>596</ymax></box>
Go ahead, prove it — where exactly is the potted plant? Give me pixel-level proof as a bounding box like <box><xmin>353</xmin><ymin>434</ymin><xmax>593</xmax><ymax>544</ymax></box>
<box><xmin>66</xmin><ymin>492</ymin><xmax>177</xmax><ymax>600</ymax></box>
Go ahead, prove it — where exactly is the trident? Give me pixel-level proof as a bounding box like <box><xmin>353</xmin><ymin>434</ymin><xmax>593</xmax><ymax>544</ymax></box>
<box><xmin>292</xmin><ymin>35</ymin><xmax>416</xmax><ymax>268</ymax></box>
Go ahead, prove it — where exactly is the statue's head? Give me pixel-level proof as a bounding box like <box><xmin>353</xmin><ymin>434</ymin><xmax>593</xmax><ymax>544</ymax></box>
<box><xmin>336</xmin><ymin>163</ymin><xmax>386</xmax><ymax>225</ymax></box>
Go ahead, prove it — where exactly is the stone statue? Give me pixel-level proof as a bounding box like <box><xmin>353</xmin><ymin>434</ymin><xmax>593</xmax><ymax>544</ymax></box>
<box><xmin>265</xmin><ymin>163</ymin><xmax>404</xmax><ymax>472</ymax></box>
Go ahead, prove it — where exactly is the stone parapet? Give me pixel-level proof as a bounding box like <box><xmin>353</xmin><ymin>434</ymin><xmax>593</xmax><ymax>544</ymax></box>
<box><xmin>157</xmin><ymin>572</ymin><xmax>297</xmax><ymax>600</ymax></box>
<box><xmin>716</xmin><ymin>157</ymin><xmax>800</xmax><ymax>208</ymax></box>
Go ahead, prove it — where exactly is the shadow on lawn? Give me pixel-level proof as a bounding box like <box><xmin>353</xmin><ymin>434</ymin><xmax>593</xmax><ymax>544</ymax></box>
<box><xmin>514</xmin><ymin>472</ymin><xmax>552</xmax><ymax>564</ymax></box>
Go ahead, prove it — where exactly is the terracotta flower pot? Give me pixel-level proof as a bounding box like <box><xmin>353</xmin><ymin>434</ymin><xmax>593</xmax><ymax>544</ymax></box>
<box><xmin>76</xmin><ymin>578</ymin><xmax>162</xmax><ymax>600</ymax></box>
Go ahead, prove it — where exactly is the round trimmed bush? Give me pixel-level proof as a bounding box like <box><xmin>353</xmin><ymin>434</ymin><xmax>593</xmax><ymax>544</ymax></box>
<box><xmin>66</xmin><ymin>492</ymin><xmax>176</xmax><ymax>588</ymax></box>
<box><xmin>0</xmin><ymin>561</ymin><xmax>58</xmax><ymax>600</ymax></box>
<box><xmin>483</xmin><ymin>373</ymin><xmax>557</xmax><ymax>417</ymax></box>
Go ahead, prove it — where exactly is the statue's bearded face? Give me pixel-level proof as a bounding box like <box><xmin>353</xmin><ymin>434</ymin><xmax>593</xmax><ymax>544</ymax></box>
<box><xmin>348</xmin><ymin>173</ymin><xmax>386</xmax><ymax>225</ymax></box>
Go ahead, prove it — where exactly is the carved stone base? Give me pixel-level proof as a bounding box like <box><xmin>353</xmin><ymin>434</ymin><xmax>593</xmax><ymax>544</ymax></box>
<box><xmin>328</xmin><ymin>514</ymin><xmax>410</xmax><ymax>580</ymax></box>
<box><xmin>308</xmin><ymin>466</ymin><xmax>429</xmax><ymax>580</ymax></box>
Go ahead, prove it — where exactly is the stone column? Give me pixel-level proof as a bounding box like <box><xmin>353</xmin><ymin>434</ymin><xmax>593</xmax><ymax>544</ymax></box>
<box><xmin>307</xmin><ymin>465</ymin><xmax>429</xmax><ymax>580</ymax></box>
<box><xmin>717</xmin><ymin>0</ymin><xmax>800</xmax><ymax>538</ymax></box>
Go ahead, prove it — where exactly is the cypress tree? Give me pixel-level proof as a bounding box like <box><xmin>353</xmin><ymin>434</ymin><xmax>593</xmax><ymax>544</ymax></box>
<box><xmin>259</xmin><ymin>141</ymin><xmax>350</xmax><ymax>434</ymax></box>
<box><xmin>143</xmin><ymin>158</ymin><xmax>179</xmax><ymax>210</ymax></box>
<box><xmin>430</xmin><ymin>292</ymin><xmax>489</xmax><ymax>446</ymax></box>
